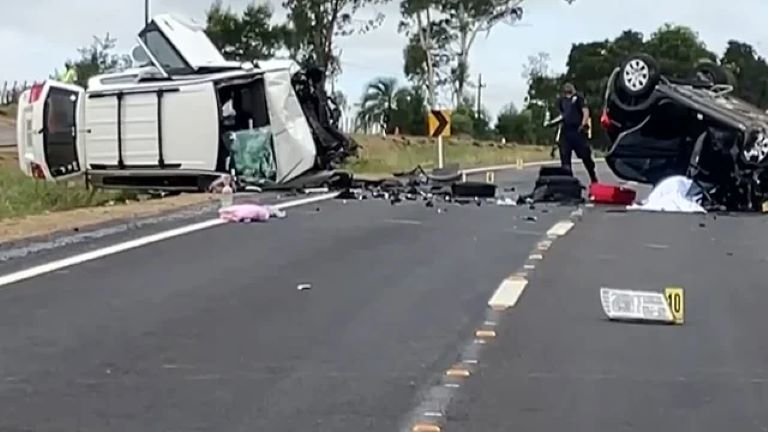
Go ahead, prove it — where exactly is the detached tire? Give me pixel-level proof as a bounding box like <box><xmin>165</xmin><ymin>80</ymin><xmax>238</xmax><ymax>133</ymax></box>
<box><xmin>617</xmin><ymin>53</ymin><xmax>660</xmax><ymax>98</ymax></box>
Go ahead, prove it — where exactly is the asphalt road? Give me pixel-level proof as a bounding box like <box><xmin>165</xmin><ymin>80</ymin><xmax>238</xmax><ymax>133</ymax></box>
<box><xmin>1</xmin><ymin>163</ymin><xmax>762</xmax><ymax>432</ymax></box>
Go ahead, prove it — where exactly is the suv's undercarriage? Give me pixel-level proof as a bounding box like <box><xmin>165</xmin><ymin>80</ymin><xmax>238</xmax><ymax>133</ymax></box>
<box><xmin>602</xmin><ymin>53</ymin><xmax>768</xmax><ymax>211</ymax></box>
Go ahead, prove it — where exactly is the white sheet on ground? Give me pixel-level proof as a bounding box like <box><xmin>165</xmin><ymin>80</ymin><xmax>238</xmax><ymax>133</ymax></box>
<box><xmin>628</xmin><ymin>175</ymin><xmax>706</xmax><ymax>213</ymax></box>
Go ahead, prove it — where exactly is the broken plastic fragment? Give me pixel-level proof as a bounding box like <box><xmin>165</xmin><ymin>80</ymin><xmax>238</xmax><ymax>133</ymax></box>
<box><xmin>297</xmin><ymin>283</ymin><xmax>312</xmax><ymax>291</ymax></box>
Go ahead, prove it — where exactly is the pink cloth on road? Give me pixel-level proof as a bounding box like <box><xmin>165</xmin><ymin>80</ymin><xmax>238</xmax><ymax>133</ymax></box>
<box><xmin>218</xmin><ymin>204</ymin><xmax>273</xmax><ymax>222</ymax></box>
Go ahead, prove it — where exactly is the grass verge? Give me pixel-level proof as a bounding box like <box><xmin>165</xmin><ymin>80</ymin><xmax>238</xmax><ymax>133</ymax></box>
<box><xmin>0</xmin><ymin>153</ymin><xmax>137</xmax><ymax>220</ymax></box>
<box><xmin>346</xmin><ymin>134</ymin><xmax>554</xmax><ymax>176</ymax></box>
<box><xmin>0</xmin><ymin>104</ymin><xmax>17</xmax><ymax>120</ymax></box>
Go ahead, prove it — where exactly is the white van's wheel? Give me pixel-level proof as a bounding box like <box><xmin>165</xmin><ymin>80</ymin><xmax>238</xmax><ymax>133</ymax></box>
<box><xmin>618</xmin><ymin>54</ymin><xmax>660</xmax><ymax>97</ymax></box>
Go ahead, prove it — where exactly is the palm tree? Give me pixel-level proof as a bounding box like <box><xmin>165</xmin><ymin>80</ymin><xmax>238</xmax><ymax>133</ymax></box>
<box><xmin>355</xmin><ymin>77</ymin><xmax>398</xmax><ymax>133</ymax></box>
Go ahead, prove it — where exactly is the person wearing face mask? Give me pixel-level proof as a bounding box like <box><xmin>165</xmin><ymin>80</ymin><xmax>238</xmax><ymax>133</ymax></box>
<box><xmin>556</xmin><ymin>82</ymin><xmax>598</xmax><ymax>183</ymax></box>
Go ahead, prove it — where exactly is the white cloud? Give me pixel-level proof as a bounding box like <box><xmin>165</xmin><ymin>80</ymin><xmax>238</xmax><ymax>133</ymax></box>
<box><xmin>2</xmin><ymin>0</ymin><xmax>767</xmax><ymax>118</ymax></box>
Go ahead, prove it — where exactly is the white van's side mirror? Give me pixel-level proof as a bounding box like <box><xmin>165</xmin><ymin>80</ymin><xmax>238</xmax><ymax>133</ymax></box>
<box><xmin>131</xmin><ymin>45</ymin><xmax>151</xmax><ymax>66</ymax></box>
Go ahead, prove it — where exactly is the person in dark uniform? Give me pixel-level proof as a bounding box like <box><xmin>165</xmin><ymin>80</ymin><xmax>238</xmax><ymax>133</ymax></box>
<box><xmin>557</xmin><ymin>83</ymin><xmax>598</xmax><ymax>183</ymax></box>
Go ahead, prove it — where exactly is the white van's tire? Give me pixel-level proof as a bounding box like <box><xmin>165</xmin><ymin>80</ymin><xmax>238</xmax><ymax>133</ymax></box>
<box><xmin>617</xmin><ymin>53</ymin><xmax>660</xmax><ymax>98</ymax></box>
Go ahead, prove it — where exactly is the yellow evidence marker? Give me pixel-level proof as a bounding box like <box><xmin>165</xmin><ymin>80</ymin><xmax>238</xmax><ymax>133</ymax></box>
<box><xmin>664</xmin><ymin>287</ymin><xmax>684</xmax><ymax>324</ymax></box>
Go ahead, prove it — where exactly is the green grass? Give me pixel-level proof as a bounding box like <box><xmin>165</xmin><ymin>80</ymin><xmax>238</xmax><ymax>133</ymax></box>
<box><xmin>345</xmin><ymin>134</ymin><xmax>553</xmax><ymax>175</ymax></box>
<box><xmin>0</xmin><ymin>156</ymin><xmax>137</xmax><ymax>220</ymax></box>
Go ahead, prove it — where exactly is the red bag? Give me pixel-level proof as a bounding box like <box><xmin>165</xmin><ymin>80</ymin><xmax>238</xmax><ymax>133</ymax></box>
<box><xmin>589</xmin><ymin>182</ymin><xmax>637</xmax><ymax>205</ymax></box>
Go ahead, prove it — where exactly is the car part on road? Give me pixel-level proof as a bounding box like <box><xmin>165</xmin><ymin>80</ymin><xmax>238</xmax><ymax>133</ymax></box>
<box><xmin>518</xmin><ymin>172</ymin><xmax>585</xmax><ymax>205</ymax></box>
<box><xmin>603</xmin><ymin>52</ymin><xmax>768</xmax><ymax>211</ymax></box>
<box><xmin>588</xmin><ymin>183</ymin><xmax>637</xmax><ymax>205</ymax></box>
<box><xmin>451</xmin><ymin>181</ymin><xmax>497</xmax><ymax>198</ymax></box>
<box><xmin>600</xmin><ymin>287</ymin><xmax>675</xmax><ymax>324</ymax></box>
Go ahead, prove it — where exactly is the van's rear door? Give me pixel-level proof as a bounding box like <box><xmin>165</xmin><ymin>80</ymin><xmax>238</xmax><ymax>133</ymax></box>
<box><xmin>19</xmin><ymin>81</ymin><xmax>85</xmax><ymax>180</ymax></box>
<box><xmin>138</xmin><ymin>14</ymin><xmax>239</xmax><ymax>76</ymax></box>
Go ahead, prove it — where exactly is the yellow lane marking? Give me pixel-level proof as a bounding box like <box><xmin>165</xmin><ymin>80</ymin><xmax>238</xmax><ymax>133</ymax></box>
<box><xmin>475</xmin><ymin>329</ymin><xmax>497</xmax><ymax>338</ymax></box>
<box><xmin>446</xmin><ymin>368</ymin><xmax>471</xmax><ymax>377</ymax></box>
<box><xmin>413</xmin><ymin>423</ymin><xmax>441</xmax><ymax>432</ymax></box>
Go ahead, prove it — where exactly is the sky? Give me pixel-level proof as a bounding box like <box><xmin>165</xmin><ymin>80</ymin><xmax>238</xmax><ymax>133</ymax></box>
<box><xmin>1</xmin><ymin>0</ymin><xmax>767</xmax><ymax>118</ymax></box>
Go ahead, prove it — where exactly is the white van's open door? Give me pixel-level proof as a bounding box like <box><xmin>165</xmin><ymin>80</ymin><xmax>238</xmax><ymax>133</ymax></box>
<box><xmin>138</xmin><ymin>14</ymin><xmax>240</xmax><ymax>76</ymax></box>
<box><xmin>17</xmin><ymin>81</ymin><xmax>85</xmax><ymax>180</ymax></box>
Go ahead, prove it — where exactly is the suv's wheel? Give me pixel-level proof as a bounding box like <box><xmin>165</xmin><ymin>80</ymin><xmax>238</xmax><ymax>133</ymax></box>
<box><xmin>694</xmin><ymin>62</ymin><xmax>734</xmax><ymax>87</ymax></box>
<box><xmin>617</xmin><ymin>53</ymin><xmax>660</xmax><ymax>98</ymax></box>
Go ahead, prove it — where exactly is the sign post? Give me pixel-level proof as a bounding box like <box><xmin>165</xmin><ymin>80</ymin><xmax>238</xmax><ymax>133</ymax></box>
<box><xmin>428</xmin><ymin>109</ymin><xmax>451</xmax><ymax>169</ymax></box>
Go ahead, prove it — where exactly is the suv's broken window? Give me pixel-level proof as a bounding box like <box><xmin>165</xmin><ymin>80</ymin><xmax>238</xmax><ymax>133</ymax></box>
<box><xmin>140</xmin><ymin>27</ymin><xmax>193</xmax><ymax>76</ymax></box>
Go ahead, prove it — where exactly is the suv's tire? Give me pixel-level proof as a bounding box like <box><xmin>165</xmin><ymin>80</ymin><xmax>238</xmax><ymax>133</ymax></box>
<box><xmin>617</xmin><ymin>53</ymin><xmax>660</xmax><ymax>98</ymax></box>
<box><xmin>694</xmin><ymin>61</ymin><xmax>733</xmax><ymax>86</ymax></box>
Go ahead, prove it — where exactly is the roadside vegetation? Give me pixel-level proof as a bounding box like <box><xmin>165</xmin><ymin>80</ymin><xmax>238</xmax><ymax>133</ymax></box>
<box><xmin>0</xmin><ymin>153</ymin><xmax>136</xmax><ymax>220</ymax></box>
<box><xmin>0</xmin><ymin>104</ymin><xmax>16</xmax><ymax>119</ymax></box>
<box><xmin>347</xmin><ymin>134</ymin><xmax>551</xmax><ymax>175</ymax></box>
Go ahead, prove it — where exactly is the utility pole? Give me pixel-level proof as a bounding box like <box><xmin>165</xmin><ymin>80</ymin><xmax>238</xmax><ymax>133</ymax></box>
<box><xmin>144</xmin><ymin>0</ymin><xmax>150</xmax><ymax>25</ymax></box>
<box><xmin>476</xmin><ymin>73</ymin><xmax>486</xmax><ymax>117</ymax></box>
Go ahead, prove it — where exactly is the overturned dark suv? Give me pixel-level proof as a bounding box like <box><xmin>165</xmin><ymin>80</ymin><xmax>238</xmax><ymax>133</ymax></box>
<box><xmin>601</xmin><ymin>53</ymin><xmax>768</xmax><ymax>211</ymax></box>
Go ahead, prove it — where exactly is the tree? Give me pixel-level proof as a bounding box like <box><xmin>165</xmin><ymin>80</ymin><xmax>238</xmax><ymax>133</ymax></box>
<box><xmin>398</xmin><ymin>0</ymin><xmax>445</xmax><ymax>107</ymax></box>
<box><xmin>205</xmin><ymin>0</ymin><xmax>286</xmax><ymax>61</ymax></box>
<box><xmin>282</xmin><ymin>0</ymin><xmax>387</xmax><ymax>97</ymax></box>
<box><xmin>402</xmin><ymin>23</ymin><xmax>453</xmax><ymax>91</ymax></box>
<box><xmin>643</xmin><ymin>24</ymin><xmax>716</xmax><ymax>77</ymax></box>
<box><xmin>401</xmin><ymin>0</ymin><xmax>576</xmax><ymax>106</ymax></box>
<box><xmin>356</xmin><ymin>77</ymin><xmax>399</xmax><ymax>132</ymax></box>
<box><xmin>496</xmin><ymin>105</ymin><xmax>536</xmax><ymax>143</ymax></box>
<box><xmin>391</xmin><ymin>86</ymin><xmax>428</xmax><ymax>135</ymax></box>
<box><xmin>54</xmin><ymin>34</ymin><xmax>130</xmax><ymax>88</ymax></box>
<box><xmin>721</xmin><ymin>40</ymin><xmax>768</xmax><ymax>108</ymax></box>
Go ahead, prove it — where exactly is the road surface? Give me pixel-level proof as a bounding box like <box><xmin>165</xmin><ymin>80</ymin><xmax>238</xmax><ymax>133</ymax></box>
<box><xmin>1</xmin><ymin>163</ymin><xmax>765</xmax><ymax>432</ymax></box>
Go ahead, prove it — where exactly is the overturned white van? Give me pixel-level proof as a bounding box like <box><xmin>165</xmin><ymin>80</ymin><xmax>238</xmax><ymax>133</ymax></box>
<box><xmin>16</xmin><ymin>14</ymin><xmax>354</xmax><ymax>191</ymax></box>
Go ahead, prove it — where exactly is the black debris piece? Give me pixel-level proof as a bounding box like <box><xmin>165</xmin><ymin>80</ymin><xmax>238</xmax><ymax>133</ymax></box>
<box><xmin>451</xmin><ymin>181</ymin><xmax>497</xmax><ymax>198</ymax></box>
<box><xmin>518</xmin><ymin>170</ymin><xmax>585</xmax><ymax>205</ymax></box>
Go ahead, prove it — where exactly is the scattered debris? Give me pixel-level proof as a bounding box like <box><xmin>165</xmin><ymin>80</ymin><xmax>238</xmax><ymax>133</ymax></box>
<box><xmin>600</xmin><ymin>287</ymin><xmax>676</xmax><ymax>324</ymax></box>
<box><xmin>517</xmin><ymin>167</ymin><xmax>585</xmax><ymax>205</ymax></box>
<box><xmin>297</xmin><ymin>283</ymin><xmax>312</xmax><ymax>291</ymax></box>
<box><xmin>524</xmin><ymin>215</ymin><xmax>538</xmax><ymax>222</ymax></box>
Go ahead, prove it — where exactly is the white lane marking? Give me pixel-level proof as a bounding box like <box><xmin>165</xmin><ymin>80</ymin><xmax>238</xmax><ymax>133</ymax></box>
<box><xmin>383</xmin><ymin>218</ymin><xmax>423</xmax><ymax>225</ymax></box>
<box><xmin>546</xmin><ymin>220</ymin><xmax>575</xmax><ymax>237</ymax></box>
<box><xmin>488</xmin><ymin>277</ymin><xmax>529</xmax><ymax>309</ymax></box>
<box><xmin>0</xmin><ymin>192</ymin><xmax>339</xmax><ymax>288</ymax></box>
